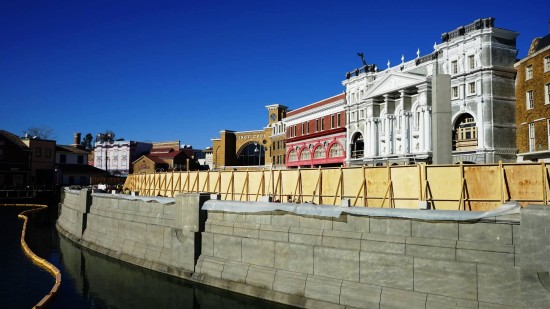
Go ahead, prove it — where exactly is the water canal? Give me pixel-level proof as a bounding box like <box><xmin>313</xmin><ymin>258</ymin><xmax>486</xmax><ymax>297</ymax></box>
<box><xmin>0</xmin><ymin>205</ymin><xmax>293</xmax><ymax>309</ymax></box>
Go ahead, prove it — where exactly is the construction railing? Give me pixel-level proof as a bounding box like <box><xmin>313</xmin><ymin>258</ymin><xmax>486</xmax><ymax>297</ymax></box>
<box><xmin>123</xmin><ymin>162</ymin><xmax>550</xmax><ymax>211</ymax></box>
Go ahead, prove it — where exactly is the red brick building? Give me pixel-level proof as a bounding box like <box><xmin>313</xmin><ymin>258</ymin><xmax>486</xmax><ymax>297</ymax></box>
<box><xmin>285</xmin><ymin>94</ymin><xmax>347</xmax><ymax>168</ymax></box>
<box><xmin>516</xmin><ymin>24</ymin><xmax>550</xmax><ymax>162</ymax></box>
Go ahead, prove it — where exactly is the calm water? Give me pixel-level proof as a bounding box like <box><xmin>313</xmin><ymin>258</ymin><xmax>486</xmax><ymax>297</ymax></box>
<box><xmin>0</xmin><ymin>206</ymin><xmax>294</xmax><ymax>309</ymax></box>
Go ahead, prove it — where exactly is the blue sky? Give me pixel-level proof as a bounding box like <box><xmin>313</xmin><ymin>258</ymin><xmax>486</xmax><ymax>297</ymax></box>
<box><xmin>1</xmin><ymin>0</ymin><xmax>547</xmax><ymax>148</ymax></box>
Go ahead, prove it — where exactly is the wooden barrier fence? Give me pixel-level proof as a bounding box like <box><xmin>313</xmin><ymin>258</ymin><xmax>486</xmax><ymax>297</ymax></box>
<box><xmin>123</xmin><ymin>162</ymin><xmax>550</xmax><ymax>211</ymax></box>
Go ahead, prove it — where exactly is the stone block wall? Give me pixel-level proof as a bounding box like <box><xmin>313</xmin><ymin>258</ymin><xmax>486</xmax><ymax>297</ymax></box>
<box><xmin>195</xmin><ymin>210</ymin><xmax>521</xmax><ymax>308</ymax></box>
<box><xmin>57</xmin><ymin>190</ymin><xmax>208</xmax><ymax>280</ymax></box>
<box><xmin>60</xmin><ymin>191</ymin><xmax>548</xmax><ymax>308</ymax></box>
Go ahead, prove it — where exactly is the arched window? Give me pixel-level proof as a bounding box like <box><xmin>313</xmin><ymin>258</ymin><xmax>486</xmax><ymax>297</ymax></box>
<box><xmin>329</xmin><ymin>143</ymin><xmax>344</xmax><ymax>158</ymax></box>
<box><xmin>351</xmin><ymin>133</ymin><xmax>364</xmax><ymax>159</ymax></box>
<box><xmin>300</xmin><ymin>149</ymin><xmax>311</xmax><ymax>160</ymax></box>
<box><xmin>313</xmin><ymin>146</ymin><xmax>325</xmax><ymax>159</ymax></box>
<box><xmin>288</xmin><ymin>150</ymin><xmax>297</xmax><ymax>162</ymax></box>
<box><xmin>237</xmin><ymin>142</ymin><xmax>265</xmax><ymax>166</ymax></box>
<box><xmin>453</xmin><ymin>113</ymin><xmax>477</xmax><ymax>151</ymax></box>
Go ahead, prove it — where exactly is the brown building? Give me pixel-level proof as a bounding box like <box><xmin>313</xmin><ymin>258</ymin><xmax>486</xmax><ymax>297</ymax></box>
<box><xmin>267</xmin><ymin>104</ymin><xmax>288</xmax><ymax>168</ymax></box>
<box><xmin>0</xmin><ymin>130</ymin><xmax>32</xmax><ymax>187</ymax></box>
<box><xmin>211</xmin><ymin>105</ymin><xmax>287</xmax><ymax>169</ymax></box>
<box><xmin>132</xmin><ymin>155</ymin><xmax>168</xmax><ymax>174</ymax></box>
<box><xmin>132</xmin><ymin>146</ymin><xmax>191</xmax><ymax>174</ymax></box>
<box><xmin>22</xmin><ymin>136</ymin><xmax>56</xmax><ymax>185</ymax></box>
<box><xmin>515</xmin><ymin>23</ymin><xmax>550</xmax><ymax>162</ymax></box>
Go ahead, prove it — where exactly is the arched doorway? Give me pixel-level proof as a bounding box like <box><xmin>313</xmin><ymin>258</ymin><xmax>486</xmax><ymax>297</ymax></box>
<box><xmin>453</xmin><ymin>114</ymin><xmax>477</xmax><ymax>151</ymax></box>
<box><xmin>237</xmin><ymin>142</ymin><xmax>265</xmax><ymax>166</ymax></box>
<box><xmin>351</xmin><ymin>133</ymin><xmax>364</xmax><ymax>159</ymax></box>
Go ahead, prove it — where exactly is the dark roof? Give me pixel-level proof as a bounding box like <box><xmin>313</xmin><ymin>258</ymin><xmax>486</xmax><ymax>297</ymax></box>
<box><xmin>0</xmin><ymin>130</ymin><xmax>30</xmax><ymax>150</ymax></box>
<box><xmin>57</xmin><ymin>164</ymin><xmax>108</xmax><ymax>175</ymax></box>
<box><xmin>150</xmin><ymin>147</ymin><xmax>174</xmax><ymax>154</ymax></box>
<box><xmin>146</xmin><ymin>155</ymin><xmax>168</xmax><ymax>164</ymax></box>
<box><xmin>535</xmin><ymin>34</ymin><xmax>550</xmax><ymax>53</ymax></box>
<box><xmin>151</xmin><ymin>149</ymin><xmax>188</xmax><ymax>159</ymax></box>
<box><xmin>528</xmin><ymin>33</ymin><xmax>550</xmax><ymax>56</ymax></box>
<box><xmin>56</xmin><ymin>145</ymin><xmax>90</xmax><ymax>155</ymax></box>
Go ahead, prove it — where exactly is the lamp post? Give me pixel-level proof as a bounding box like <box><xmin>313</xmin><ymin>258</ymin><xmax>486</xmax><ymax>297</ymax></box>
<box><xmin>254</xmin><ymin>143</ymin><xmax>263</xmax><ymax>167</ymax></box>
<box><xmin>96</xmin><ymin>132</ymin><xmax>114</xmax><ymax>174</ymax></box>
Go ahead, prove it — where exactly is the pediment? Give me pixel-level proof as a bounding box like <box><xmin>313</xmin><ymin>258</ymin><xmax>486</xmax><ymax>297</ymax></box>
<box><xmin>364</xmin><ymin>72</ymin><xmax>427</xmax><ymax>99</ymax></box>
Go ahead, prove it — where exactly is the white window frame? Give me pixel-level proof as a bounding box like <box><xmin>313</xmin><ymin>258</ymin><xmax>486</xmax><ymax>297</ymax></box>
<box><xmin>451</xmin><ymin>60</ymin><xmax>458</xmax><ymax>74</ymax></box>
<box><xmin>545</xmin><ymin>84</ymin><xmax>550</xmax><ymax>105</ymax></box>
<box><xmin>544</xmin><ymin>56</ymin><xmax>550</xmax><ymax>72</ymax></box>
<box><xmin>467</xmin><ymin>82</ymin><xmax>476</xmax><ymax>96</ymax></box>
<box><xmin>529</xmin><ymin>122</ymin><xmax>535</xmax><ymax>152</ymax></box>
<box><xmin>337</xmin><ymin>113</ymin><xmax>341</xmax><ymax>127</ymax></box>
<box><xmin>320</xmin><ymin>117</ymin><xmax>324</xmax><ymax>131</ymax></box>
<box><xmin>468</xmin><ymin>55</ymin><xmax>475</xmax><ymax>70</ymax></box>
<box><xmin>452</xmin><ymin>86</ymin><xmax>459</xmax><ymax>99</ymax></box>
<box><xmin>527</xmin><ymin>90</ymin><xmax>534</xmax><ymax>109</ymax></box>
<box><xmin>526</xmin><ymin>65</ymin><xmax>533</xmax><ymax>80</ymax></box>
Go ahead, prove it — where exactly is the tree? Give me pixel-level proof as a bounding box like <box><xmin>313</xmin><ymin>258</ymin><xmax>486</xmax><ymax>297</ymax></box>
<box><xmin>95</xmin><ymin>130</ymin><xmax>118</xmax><ymax>143</ymax></box>
<box><xmin>23</xmin><ymin>126</ymin><xmax>54</xmax><ymax>139</ymax></box>
<box><xmin>80</xmin><ymin>133</ymin><xmax>93</xmax><ymax>150</ymax></box>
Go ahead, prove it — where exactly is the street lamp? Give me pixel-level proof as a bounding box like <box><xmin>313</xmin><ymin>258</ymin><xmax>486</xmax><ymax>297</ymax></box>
<box><xmin>96</xmin><ymin>132</ymin><xmax>115</xmax><ymax>174</ymax></box>
<box><xmin>254</xmin><ymin>143</ymin><xmax>263</xmax><ymax>167</ymax></box>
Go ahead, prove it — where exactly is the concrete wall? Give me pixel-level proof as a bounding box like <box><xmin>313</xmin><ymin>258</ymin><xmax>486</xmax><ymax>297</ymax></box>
<box><xmin>196</xmin><ymin>209</ymin><xmax>521</xmax><ymax>308</ymax></box>
<box><xmin>58</xmin><ymin>190</ymin><xmax>550</xmax><ymax>308</ymax></box>
<box><xmin>57</xmin><ymin>190</ymin><xmax>208</xmax><ymax>280</ymax></box>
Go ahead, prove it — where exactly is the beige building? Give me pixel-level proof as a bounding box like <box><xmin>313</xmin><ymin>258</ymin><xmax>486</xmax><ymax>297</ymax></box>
<box><xmin>211</xmin><ymin>105</ymin><xmax>287</xmax><ymax>169</ymax></box>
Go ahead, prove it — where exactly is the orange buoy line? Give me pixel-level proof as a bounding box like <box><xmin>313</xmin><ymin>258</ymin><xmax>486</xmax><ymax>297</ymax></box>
<box><xmin>1</xmin><ymin>203</ymin><xmax>61</xmax><ymax>309</ymax></box>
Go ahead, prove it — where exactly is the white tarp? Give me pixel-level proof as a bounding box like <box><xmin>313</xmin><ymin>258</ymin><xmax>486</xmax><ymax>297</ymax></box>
<box><xmin>92</xmin><ymin>193</ymin><xmax>176</xmax><ymax>205</ymax></box>
<box><xmin>202</xmin><ymin>200</ymin><xmax>520</xmax><ymax>221</ymax></box>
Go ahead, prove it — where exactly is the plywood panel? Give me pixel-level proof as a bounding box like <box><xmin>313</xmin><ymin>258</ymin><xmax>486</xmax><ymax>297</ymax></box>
<box><xmin>301</xmin><ymin>169</ymin><xmax>321</xmax><ymax>203</ymax></box>
<box><xmin>247</xmin><ymin>171</ymin><xmax>264</xmax><ymax>200</ymax></box>
<box><xmin>391</xmin><ymin>166</ymin><xmax>421</xmax><ymax>200</ymax></box>
<box><xmin>280</xmin><ymin>169</ymin><xmax>299</xmax><ymax>202</ymax></box>
<box><xmin>503</xmin><ymin>164</ymin><xmax>543</xmax><ymax>203</ymax></box>
<box><xmin>463</xmin><ymin>165</ymin><xmax>500</xmax><ymax>200</ymax></box>
<box><xmin>364</xmin><ymin>167</ymin><xmax>390</xmax><ymax>206</ymax></box>
<box><xmin>322</xmin><ymin>168</ymin><xmax>343</xmax><ymax>205</ymax></box>
<box><xmin>342</xmin><ymin>167</ymin><xmax>366</xmax><ymax>206</ymax></box>
<box><xmin>426</xmin><ymin>166</ymin><xmax>462</xmax><ymax>200</ymax></box>
<box><xmin>219</xmin><ymin>171</ymin><xmax>234</xmax><ymax>200</ymax></box>
<box><xmin>428</xmin><ymin>200</ymin><xmax>455</xmax><ymax>210</ymax></box>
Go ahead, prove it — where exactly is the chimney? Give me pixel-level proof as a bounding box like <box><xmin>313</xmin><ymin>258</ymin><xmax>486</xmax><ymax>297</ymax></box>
<box><xmin>74</xmin><ymin>132</ymin><xmax>81</xmax><ymax>146</ymax></box>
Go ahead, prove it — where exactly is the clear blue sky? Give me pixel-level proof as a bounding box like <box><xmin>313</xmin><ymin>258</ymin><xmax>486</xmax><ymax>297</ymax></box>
<box><xmin>1</xmin><ymin>0</ymin><xmax>547</xmax><ymax>148</ymax></box>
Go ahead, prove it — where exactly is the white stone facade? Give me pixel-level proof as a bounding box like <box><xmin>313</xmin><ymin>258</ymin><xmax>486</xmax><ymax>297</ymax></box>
<box><xmin>94</xmin><ymin>141</ymin><xmax>152</xmax><ymax>176</ymax></box>
<box><xmin>344</xmin><ymin>18</ymin><xmax>518</xmax><ymax>165</ymax></box>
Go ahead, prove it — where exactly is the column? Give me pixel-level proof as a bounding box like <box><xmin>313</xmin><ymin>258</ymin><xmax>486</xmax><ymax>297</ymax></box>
<box><xmin>373</xmin><ymin>118</ymin><xmax>379</xmax><ymax>156</ymax></box>
<box><xmin>404</xmin><ymin>112</ymin><xmax>411</xmax><ymax>154</ymax></box>
<box><xmin>424</xmin><ymin>106</ymin><xmax>432</xmax><ymax>151</ymax></box>
<box><xmin>388</xmin><ymin>116</ymin><xmax>394</xmax><ymax>154</ymax></box>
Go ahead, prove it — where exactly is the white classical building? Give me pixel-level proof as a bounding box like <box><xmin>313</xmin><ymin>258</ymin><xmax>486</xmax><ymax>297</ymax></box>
<box><xmin>344</xmin><ymin>17</ymin><xmax>518</xmax><ymax>165</ymax></box>
<box><xmin>94</xmin><ymin>140</ymin><xmax>152</xmax><ymax>176</ymax></box>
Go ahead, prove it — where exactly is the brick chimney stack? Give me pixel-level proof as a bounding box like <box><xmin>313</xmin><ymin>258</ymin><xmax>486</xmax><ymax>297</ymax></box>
<box><xmin>73</xmin><ymin>132</ymin><xmax>81</xmax><ymax>147</ymax></box>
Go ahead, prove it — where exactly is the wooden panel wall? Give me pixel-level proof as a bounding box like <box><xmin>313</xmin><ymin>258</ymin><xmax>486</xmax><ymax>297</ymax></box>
<box><xmin>123</xmin><ymin>163</ymin><xmax>550</xmax><ymax>211</ymax></box>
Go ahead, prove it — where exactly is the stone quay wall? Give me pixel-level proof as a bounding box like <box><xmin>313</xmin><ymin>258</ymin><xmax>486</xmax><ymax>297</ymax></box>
<box><xmin>57</xmin><ymin>189</ymin><xmax>550</xmax><ymax>308</ymax></box>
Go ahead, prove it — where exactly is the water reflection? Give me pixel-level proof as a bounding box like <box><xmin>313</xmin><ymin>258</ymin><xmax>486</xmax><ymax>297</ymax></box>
<box><xmin>55</xmin><ymin>227</ymin><xmax>293</xmax><ymax>309</ymax></box>
<box><xmin>1</xmin><ymin>205</ymin><xmax>294</xmax><ymax>309</ymax></box>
